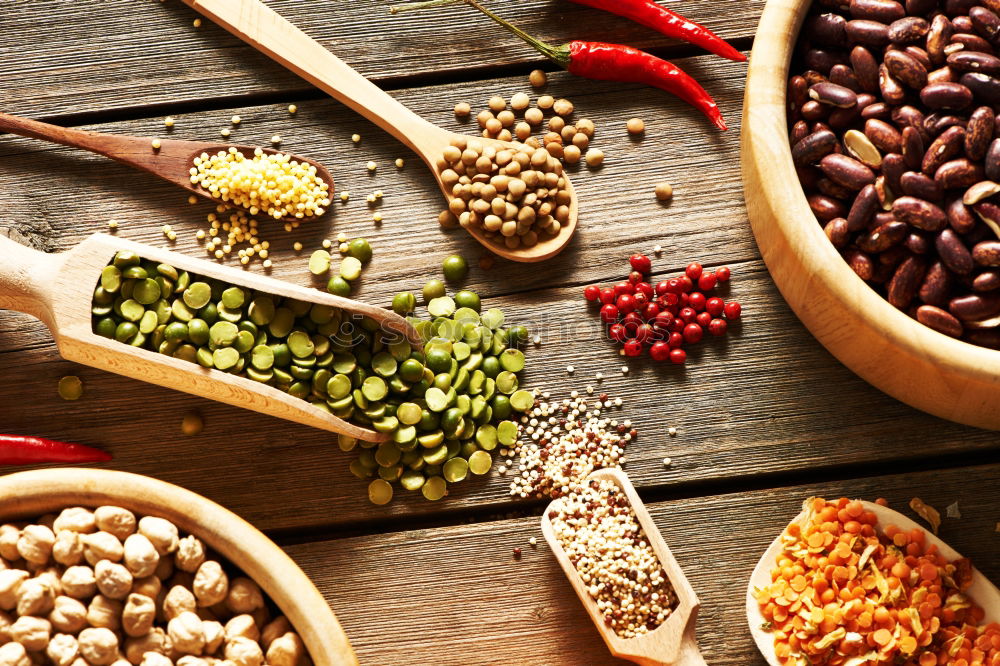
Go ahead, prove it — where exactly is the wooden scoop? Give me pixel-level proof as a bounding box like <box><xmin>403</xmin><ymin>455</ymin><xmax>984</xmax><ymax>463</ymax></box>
<box><xmin>540</xmin><ymin>468</ymin><xmax>706</xmax><ymax>666</ymax></box>
<box><xmin>0</xmin><ymin>232</ymin><xmax>420</xmax><ymax>442</ymax></box>
<box><xmin>0</xmin><ymin>112</ymin><xmax>334</xmax><ymax>222</ymax></box>
<box><xmin>179</xmin><ymin>0</ymin><xmax>577</xmax><ymax>263</ymax></box>
<box><xmin>746</xmin><ymin>499</ymin><xmax>1000</xmax><ymax>666</ymax></box>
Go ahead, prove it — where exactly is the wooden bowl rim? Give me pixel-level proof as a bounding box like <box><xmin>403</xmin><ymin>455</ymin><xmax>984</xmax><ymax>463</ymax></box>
<box><xmin>0</xmin><ymin>468</ymin><xmax>357</xmax><ymax>666</ymax></box>
<box><xmin>742</xmin><ymin>0</ymin><xmax>1000</xmax><ymax>426</ymax></box>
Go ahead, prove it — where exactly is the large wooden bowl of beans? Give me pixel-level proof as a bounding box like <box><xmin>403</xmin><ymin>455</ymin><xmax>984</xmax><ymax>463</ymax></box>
<box><xmin>742</xmin><ymin>0</ymin><xmax>1000</xmax><ymax>429</ymax></box>
<box><xmin>0</xmin><ymin>468</ymin><xmax>356</xmax><ymax>665</ymax></box>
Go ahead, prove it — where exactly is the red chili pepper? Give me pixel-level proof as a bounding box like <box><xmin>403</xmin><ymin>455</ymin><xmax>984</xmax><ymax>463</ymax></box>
<box><xmin>567</xmin><ymin>0</ymin><xmax>746</xmax><ymax>63</ymax></box>
<box><xmin>0</xmin><ymin>435</ymin><xmax>111</xmax><ymax>465</ymax></box>
<box><xmin>460</xmin><ymin>0</ymin><xmax>726</xmax><ymax>130</ymax></box>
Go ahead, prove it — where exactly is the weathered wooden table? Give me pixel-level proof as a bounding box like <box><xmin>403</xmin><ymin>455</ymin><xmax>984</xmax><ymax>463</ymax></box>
<box><xmin>2</xmin><ymin>1</ymin><xmax>998</xmax><ymax>663</ymax></box>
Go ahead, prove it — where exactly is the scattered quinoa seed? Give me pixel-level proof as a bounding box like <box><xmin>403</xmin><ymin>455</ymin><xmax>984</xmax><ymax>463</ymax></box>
<box><xmin>231</xmin><ymin>115</ymin><xmax>241</xmax><ymax>125</ymax></box>
<box><xmin>662</xmin><ymin>457</ymin><xmax>672</xmax><ymax>468</ymax></box>
<box><xmin>529</xmin><ymin>69</ymin><xmax>547</xmax><ymax>88</ymax></box>
<box><xmin>351</xmin><ymin>134</ymin><xmax>361</xmax><ymax>143</ymax></box>
<box><xmin>181</xmin><ymin>412</ymin><xmax>203</xmax><ymax>436</ymax></box>
<box><xmin>187</xmin><ymin>195</ymin><xmax>198</xmax><ymax>205</ymax></box>
<box><xmin>366</xmin><ymin>161</ymin><xmax>377</xmax><ymax>173</ymax></box>
<box><xmin>322</xmin><ymin>239</ymin><xmax>332</xmax><ymax>249</ymax></box>
<box><xmin>533</xmin><ymin>335</ymin><xmax>541</xmax><ymax>346</ymax></box>
<box><xmin>151</xmin><ymin>139</ymin><xmax>161</xmax><ymax>151</ymax></box>
<box><xmin>288</xmin><ymin>104</ymin><xmax>297</xmax><ymax>114</ymax></box>
<box><xmin>395</xmin><ymin>158</ymin><xmax>405</xmax><ymax>168</ymax></box>
<box><xmin>293</xmin><ymin>242</ymin><xmax>303</xmax><ymax>252</ymax></box>
<box><xmin>340</xmin><ymin>191</ymin><xmax>350</xmax><ymax>203</ymax></box>
<box><xmin>668</xmin><ymin>427</ymin><xmax>677</xmax><ymax>437</ymax></box>
<box><xmin>193</xmin><ymin>18</ymin><xmax>202</xmax><ymax>27</ymax></box>
<box><xmin>337</xmin><ymin>232</ymin><xmax>348</xmax><ymax>243</ymax></box>
<box><xmin>373</xmin><ymin>212</ymin><xmax>382</xmax><ymax>223</ymax></box>
<box><xmin>164</xmin><ymin>117</ymin><xmax>175</xmax><ymax>128</ymax></box>
<box><xmin>529</xmin><ymin>536</ymin><xmax>537</xmax><ymax>546</ymax></box>
<box><xmin>654</xmin><ymin>245</ymin><xmax>663</xmax><ymax>255</ymax></box>
<box><xmin>220</xmin><ymin>128</ymin><xmax>230</xmax><ymax>138</ymax></box>
<box><xmin>271</xmin><ymin>134</ymin><xmax>282</xmax><ymax>145</ymax></box>
<box><xmin>107</xmin><ymin>220</ymin><xmax>119</xmax><ymax>231</ymax></box>
<box><xmin>567</xmin><ymin>365</ymin><xmax>575</xmax><ymax>374</ymax></box>
<box><xmin>621</xmin><ymin>366</ymin><xmax>629</xmax><ymax>375</ymax></box>
<box><xmin>262</xmin><ymin>259</ymin><xmax>272</xmax><ymax>269</ymax></box>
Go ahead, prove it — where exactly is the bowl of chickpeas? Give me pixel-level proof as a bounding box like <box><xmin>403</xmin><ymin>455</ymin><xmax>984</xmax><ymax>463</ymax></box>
<box><xmin>0</xmin><ymin>468</ymin><xmax>356</xmax><ymax>666</ymax></box>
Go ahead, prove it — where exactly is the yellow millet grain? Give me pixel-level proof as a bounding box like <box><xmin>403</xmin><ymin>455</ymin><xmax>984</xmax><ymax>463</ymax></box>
<box><xmin>189</xmin><ymin>147</ymin><xmax>331</xmax><ymax>220</ymax></box>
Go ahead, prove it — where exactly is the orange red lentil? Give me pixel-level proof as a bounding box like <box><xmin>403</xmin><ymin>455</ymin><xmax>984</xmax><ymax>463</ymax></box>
<box><xmin>755</xmin><ymin>497</ymin><xmax>999</xmax><ymax>666</ymax></box>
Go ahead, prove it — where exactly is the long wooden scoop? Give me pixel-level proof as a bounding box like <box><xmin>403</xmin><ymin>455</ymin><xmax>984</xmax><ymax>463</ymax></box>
<box><xmin>0</xmin><ymin>112</ymin><xmax>334</xmax><ymax>222</ymax></box>
<box><xmin>746</xmin><ymin>499</ymin><xmax>1000</xmax><ymax>666</ymax></box>
<box><xmin>540</xmin><ymin>468</ymin><xmax>706</xmax><ymax>666</ymax></box>
<box><xmin>179</xmin><ymin>0</ymin><xmax>577</xmax><ymax>263</ymax></box>
<box><xmin>0</xmin><ymin>232</ymin><xmax>420</xmax><ymax>442</ymax></box>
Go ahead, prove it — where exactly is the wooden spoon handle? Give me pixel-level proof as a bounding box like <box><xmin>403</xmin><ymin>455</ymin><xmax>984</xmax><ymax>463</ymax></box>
<box><xmin>183</xmin><ymin>0</ymin><xmax>443</xmax><ymax>158</ymax></box>
<box><xmin>0</xmin><ymin>112</ymin><xmax>130</xmax><ymax>158</ymax></box>
<box><xmin>0</xmin><ymin>234</ymin><xmax>60</xmax><ymax>325</ymax></box>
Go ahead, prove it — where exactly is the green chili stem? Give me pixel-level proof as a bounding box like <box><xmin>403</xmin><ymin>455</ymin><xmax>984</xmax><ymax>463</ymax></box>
<box><xmin>460</xmin><ymin>0</ymin><xmax>569</xmax><ymax>66</ymax></box>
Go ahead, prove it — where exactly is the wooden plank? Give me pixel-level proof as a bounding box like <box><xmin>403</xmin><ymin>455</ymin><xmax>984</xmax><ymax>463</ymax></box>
<box><xmin>1</xmin><ymin>69</ymin><xmax>997</xmax><ymax>533</ymax></box>
<box><xmin>286</xmin><ymin>463</ymin><xmax>1000</xmax><ymax>665</ymax></box>
<box><xmin>5</xmin><ymin>0</ymin><xmax>761</xmax><ymax>118</ymax></box>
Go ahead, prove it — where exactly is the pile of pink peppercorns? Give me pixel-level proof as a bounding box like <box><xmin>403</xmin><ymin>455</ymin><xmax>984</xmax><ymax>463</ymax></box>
<box><xmin>583</xmin><ymin>254</ymin><xmax>742</xmax><ymax>364</ymax></box>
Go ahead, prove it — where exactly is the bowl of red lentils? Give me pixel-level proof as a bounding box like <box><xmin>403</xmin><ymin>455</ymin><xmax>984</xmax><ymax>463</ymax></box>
<box><xmin>0</xmin><ymin>468</ymin><xmax>356</xmax><ymax>665</ymax></box>
<box><xmin>742</xmin><ymin>0</ymin><xmax>1000</xmax><ymax>430</ymax></box>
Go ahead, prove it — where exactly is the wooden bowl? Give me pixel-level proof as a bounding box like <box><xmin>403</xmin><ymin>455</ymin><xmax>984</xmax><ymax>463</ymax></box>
<box><xmin>741</xmin><ymin>0</ymin><xmax>1000</xmax><ymax>430</ymax></box>
<box><xmin>0</xmin><ymin>468</ymin><xmax>357</xmax><ymax>666</ymax></box>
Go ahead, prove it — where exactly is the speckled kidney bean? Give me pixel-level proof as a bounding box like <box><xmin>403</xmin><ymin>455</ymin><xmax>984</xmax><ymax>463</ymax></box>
<box><xmin>919</xmin><ymin>261</ymin><xmax>953</xmax><ymax>305</ymax></box>
<box><xmin>935</xmin><ymin>228</ymin><xmax>975</xmax><ymax>272</ymax></box>
<box><xmin>848</xmin><ymin>183</ymin><xmax>881</xmax><ymax>229</ymax></box>
<box><xmin>888</xmin><ymin>255</ymin><xmax>928</xmax><ymax>307</ymax></box>
<box><xmin>793</xmin><ymin>129</ymin><xmax>839</xmax><ymax>165</ymax></box>
<box><xmin>972</xmin><ymin>240</ymin><xmax>1000</xmax><ymax>265</ymax></box>
<box><xmin>810</xmin><ymin>12</ymin><xmax>850</xmax><ymax>45</ymax></box>
<box><xmin>900</xmin><ymin>171</ymin><xmax>943</xmax><ymax>200</ymax></box>
<box><xmin>851</xmin><ymin>0</ymin><xmax>906</xmax><ymax>23</ymax></box>
<box><xmin>889</xmin><ymin>16</ymin><xmax>931</xmax><ymax>42</ymax></box>
<box><xmin>921</xmin><ymin>81</ymin><xmax>975</xmax><ymax>109</ymax></box>
<box><xmin>973</xmin><ymin>269</ymin><xmax>1000</xmax><ymax>290</ymax></box>
<box><xmin>969</xmin><ymin>6</ymin><xmax>1000</xmax><ymax>41</ymax></box>
<box><xmin>821</xmin><ymin>153</ymin><xmax>878</xmax><ymax>188</ymax></box>
<box><xmin>844</xmin><ymin>248</ymin><xmax>877</xmax><ymax>279</ymax></box>
<box><xmin>934</xmin><ymin>157</ymin><xmax>984</xmax><ymax>188</ymax></box>
<box><xmin>892</xmin><ymin>196</ymin><xmax>949</xmax><ymax>229</ymax></box>
<box><xmin>917</xmin><ymin>304</ymin><xmax>965</xmax><ymax>336</ymax></box>
<box><xmin>858</xmin><ymin>220</ymin><xmax>910</xmax><ymax>251</ymax></box>
<box><xmin>965</xmin><ymin>106</ymin><xmax>995</xmax><ymax>160</ymax></box>
<box><xmin>949</xmin><ymin>291</ymin><xmax>1000</xmax><ymax>319</ymax></box>
<box><xmin>959</xmin><ymin>72</ymin><xmax>1000</xmax><ymax>103</ymax></box>
<box><xmin>922</xmin><ymin>125</ymin><xmax>966</xmax><ymax>173</ymax></box>
<box><xmin>946</xmin><ymin>197</ymin><xmax>978</xmax><ymax>232</ymax></box>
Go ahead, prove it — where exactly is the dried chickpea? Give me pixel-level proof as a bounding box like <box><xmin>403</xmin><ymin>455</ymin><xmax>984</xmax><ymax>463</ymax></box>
<box><xmin>124</xmin><ymin>628</ymin><xmax>169</xmax><ymax>664</ymax></box>
<box><xmin>193</xmin><ymin>561</ymin><xmax>228</xmax><ymax>608</ymax></box>
<box><xmin>79</xmin><ymin>627</ymin><xmax>119</xmax><ymax>665</ymax></box>
<box><xmin>61</xmin><ymin>566</ymin><xmax>96</xmax><ymax>599</ymax></box>
<box><xmin>169</xmin><ymin>611</ymin><xmax>206</xmax><ymax>655</ymax></box>
<box><xmin>95</xmin><ymin>560</ymin><xmax>133</xmax><ymax>600</ymax></box>
<box><xmin>553</xmin><ymin>98</ymin><xmax>574</xmax><ymax>116</ymax></box>
<box><xmin>132</xmin><ymin>576</ymin><xmax>161</xmax><ymax>600</ymax></box>
<box><xmin>224</xmin><ymin>614</ymin><xmax>260</xmax><ymax>642</ymax></box>
<box><xmin>123</xmin><ymin>534</ymin><xmax>160</xmax><ymax>579</ymax></box>
<box><xmin>0</xmin><ymin>641</ymin><xmax>30</xmax><ymax>666</ymax></box>
<box><xmin>94</xmin><ymin>506</ymin><xmax>136</xmax><ymax>541</ymax></box>
<box><xmin>0</xmin><ymin>570</ymin><xmax>27</xmax><ymax>610</ymax></box>
<box><xmin>0</xmin><ymin>609</ymin><xmax>11</xmax><ymax>641</ymax></box>
<box><xmin>53</xmin><ymin>531</ymin><xmax>84</xmax><ymax>567</ymax></box>
<box><xmin>627</xmin><ymin>118</ymin><xmax>645</xmax><ymax>135</ymax></box>
<box><xmin>140</xmin><ymin>653</ymin><xmax>172</xmax><ymax>666</ymax></box>
<box><xmin>488</xmin><ymin>95</ymin><xmax>506</xmax><ymax>112</ymax></box>
<box><xmin>53</xmin><ymin>508</ymin><xmax>97</xmax><ymax>535</ymax></box>
<box><xmin>529</xmin><ymin>68</ymin><xmax>547</xmax><ymax>87</ymax></box>
<box><xmin>47</xmin><ymin>633</ymin><xmax>80</xmax><ymax>666</ymax></box>
<box><xmin>454</xmin><ymin>102</ymin><xmax>471</xmax><ymax>117</ymax></box>
<box><xmin>251</xmin><ymin>604</ymin><xmax>271</xmax><ymax>630</ymax></box>
<box><xmin>225</xmin><ymin>636</ymin><xmax>264</xmax><ymax>666</ymax></box>
<box><xmin>9</xmin><ymin>615</ymin><xmax>51</xmax><ymax>651</ymax></box>
<box><xmin>226</xmin><ymin>578</ymin><xmax>264</xmax><ymax>614</ymax></box>
<box><xmin>267</xmin><ymin>632</ymin><xmax>305</xmax><ymax>666</ymax></box>
<box><xmin>17</xmin><ymin>525</ymin><xmax>55</xmax><ymax>564</ymax></box>
<box><xmin>0</xmin><ymin>529</ymin><xmax>18</xmax><ymax>563</ymax></box>
<box><xmin>49</xmin><ymin>595</ymin><xmax>88</xmax><ymax>633</ymax></box>
<box><xmin>202</xmin><ymin>620</ymin><xmax>225</xmax><ymax>653</ymax></box>
<box><xmin>585</xmin><ymin>148</ymin><xmax>605</xmax><ymax>167</ymax></box>
<box><xmin>138</xmin><ymin>518</ymin><xmax>178</xmax><ymax>556</ymax></box>
<box><xmin>123</xmin><ymin>593</ymin><xmax>156</xmax><ymax>637</ymax></box>
<box><xmin>163</xmin><ymin>584</ymin><xmax>197</xmax><ymax>620</ymax></box>
<box><xmin>86</xmin><ymin>595</ymin><xmax>123</xmax><ymax>630</ymax></box>
<box><xmin>260</xmin><ymin>616</ymin><xmax>291</xmax><ymax>649</ymax></box>
<box><xmin>16</xmin><ymin>576</ymin><xmax>55</xmax><ymax>616</ymax></box>
<box><xmin>175</xmin><ymin>536</ymin><xmax>205</xmax><ymax>574</ymax></box>
<box><xmin>83</xmin><ymin>532</ymin><xmax>124</xmax><ymax>566</ymax></box>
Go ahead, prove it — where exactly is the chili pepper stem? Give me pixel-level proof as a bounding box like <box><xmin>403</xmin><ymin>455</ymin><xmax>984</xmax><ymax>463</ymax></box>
<box><xmin>460</xmin><ymin>0</ymin><xmax>571</xmax><ymax>65</ymax></box>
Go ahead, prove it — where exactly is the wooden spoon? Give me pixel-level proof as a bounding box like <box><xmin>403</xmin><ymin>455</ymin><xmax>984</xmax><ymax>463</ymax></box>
<box><xmin>540</xmin><ymin>468</ymin><xmax>706</xmax><ymax>665</ymax></box>
<box><xmin>178</xmin><ymin>0</ymin><xmax>577</xmax><ymax>263</ymax></box>
<box><xmin>746</xmin><ymin>499</ymin><xmax>1000</xmax><ymax>666</ymax></box>
<box><xmin>0</xmin><ymin>112</ymin><xmax>334</xmax><ymax>222</ymax></box>
<box><xmin>0</xmin><ymin>232</ymin><xmax>420</xmax><ymax>442</ymax></box>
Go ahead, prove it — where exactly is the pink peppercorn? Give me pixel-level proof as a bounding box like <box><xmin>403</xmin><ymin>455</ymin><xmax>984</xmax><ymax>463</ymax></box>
<box><xmin>688</xmin><ymin>291</ymin><xmax>706</xmax><ymax>312</ymax></box>
<box><xmin>706</xmin><ymin>297</ymin><xmax>725</xmax><ymax>317</ymax></box>
<box><xmin>630</xmin><ymin>254</ymin><xmax>652</xmax><ymax>274</ymax></box>
<box><xmin>635</xmin><ymin>323</ymin><xmax>655</xmax><ymax>344</ymax></box>
<box><xmin>642</xmin><ymin>302</ymin><xmax>660</xmax><ymax>320</ymax></box>
<box><xmin>716</xmin><ymin>266</ymin><xmax>731</xmax><ymax>282</ymax></box>
<box><xmin>677</xmin><ymin>276</ymin><xmax>694</xmax><ymax>293</ymax></box>
<box><xmin>616</xmin><ymin>294</ymin><xmax>636</xmax><ymax>314</ymax></box>
<box><xmin>683</xmin><ymin>323</ymin><xmax>703</xmax><ymax>344</ymax></box>
<box><xmin>724</xmin><ymin>301</ymin><xmax>742</xmax><ymax>320</ymax></box>
<box><xmin>698</xmin><ymin>272</ymin><xmax>717</xmax><ymax>291</ymax></box>
<box><xmin>614</xmin><ymin>282</ymin><xmax>634</xmax><ymax>297</ymax></box>
<box><xmin>708</xmin><ymin>318</ymin><xmax>728</xmax><ymax>336</ymax></box>
<box><xmin>655</xmin><ymin>280</ymin><xmax>670</xmax><ymax>296</ymax></box>
<box><xmin>584</xmin><ymin>285</ymin><xmax>601</xmax><ymax>301</ymax></box>
<box><xmin>599</xmin><ymin>287</ymin><xmax>615</xmax><ymax>304</ymax></box>
<box><xmin>636</xmin><ymin>282</ymin><xmax>654</xmax><ymax>299</ymax></box>
<box><xmin>668</xmin><ymin>332</ymin><xmax>684</xmax><ymax>348</ymax></box>
<box><xmin>622</xmin><ymin>312</ymin><xmax>643</xmax><ymax>334</ymax></box>
<box><xmin>679</xmin><ymin>307</ymin><xmax>696</xmax><ymax>324</ymax></box>
<box><xmin>649</xmin><ymin>341</ymin><xmax>671</xmax><ymax>361</ymax></box>
<box><xmin>670</xmin><ymin>348</ymin><xmax>687</xmax><ymax>364</ymax></box>
<box><xmin>685</xmin><ymin>262</ymin><xmax>703</xmax><ymax>281</ymax></box>
<box><xmin>600</xmin><ymin>304</ymin><xmax>619</xmax><ymax>323</ymax></box>
<box><xmin>609</xmin><ymin>323</ymin><xmax>627</xmax><ymax>342</ymax></box>
<box><xmin>623</xmin><ymin>339</ymin><xmax>643</xmax><ymax>357</ymax></box>
<box><xmin>628</xmin><ymin>271</ymin><xmax>644</xmax><ymax>284</ymax></box>
<box><xmin>666</xmin><ymin>278</ymin><xmax>683</xmax><ymax>294</ymax></box>
<box><xmin>695</xmin><ymin>311</ymin><xmax>712</xmax><ymax>328</ymax></box>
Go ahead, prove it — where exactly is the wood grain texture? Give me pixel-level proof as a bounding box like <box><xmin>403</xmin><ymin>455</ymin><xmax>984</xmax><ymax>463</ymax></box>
<box><xmin>742</xmin><ymin>0</ymin><xmax>1000</xmax><ymax>430</ymax></box>
<box><xmin>286</xmin><ymin>464</ymin><xmax>1000</xmax><ymax>666</ymax></box>
<box><xmin>0</xmin><ymin>468</ymin><xmax>358</xmax><ymax>666</ymax></box>
<box><xmin>0</xmin><ymin>66</ymin><xmax>998</xmax><ymax>532</ymax></box>
<box><xmin>3</xmin><ymin>0</ymin><xmax>763</xmax><ymax>118</ymax></box>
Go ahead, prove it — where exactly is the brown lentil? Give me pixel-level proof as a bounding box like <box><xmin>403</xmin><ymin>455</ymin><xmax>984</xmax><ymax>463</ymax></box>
<box><xmin>553</xmin><ymin>98</ymin><xmax>574</xmax><ymax>117</ymax></box>
<box><xmin>655</xmin><ymin>183</ymin><xmax>674</xmax><ymax>201</ymax></box>
<box><xmin>454</xmin><ymin>102</ymin><xmax>471</xmax><ymax>117</ymax></box>
<box><xmin>525</xmin><ymin>107</ymin><xmax>544</xmax><ymax>126</ymax></box>
<box><xmin>586</xmin><ymin>148</ymin><xmax>605</xmax><ymax>167</ymax></box>
<box><xmin>488</xmin><ymin>95</ymin><xmax>507</xmax><ymax>112</ymax></box>
<box><xmin>511</xmin><ymin>92</ymin><xmax>530</xmax><ymax>111</ymax></box>
<box><xmin>537</xmin><ymin>95</ymin><xmax>555</xmax><ymax>111</ymax></box>
<box><xmin>529</xmin><ymin>69</ymin><xmax>547</xmax><ymax>88</ymax></box>
<box><xmin>627</xmin><ymin>118</ymin><xmax>646</xmax><ymax>135</ymax></box>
